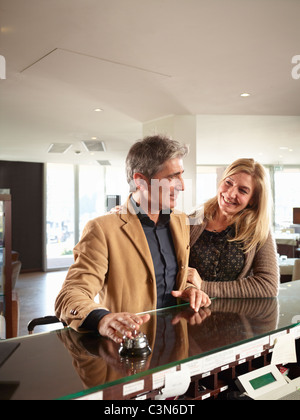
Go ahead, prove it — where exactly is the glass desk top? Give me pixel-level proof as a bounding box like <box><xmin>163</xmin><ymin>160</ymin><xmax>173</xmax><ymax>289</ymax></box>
<box><xmin>0</xmin><ymin>281</ymin><xmax>300</xmax><ymax>400</ymax></box>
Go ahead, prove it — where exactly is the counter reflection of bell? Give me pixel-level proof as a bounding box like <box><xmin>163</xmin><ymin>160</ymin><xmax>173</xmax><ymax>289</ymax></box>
<box><xmin>119</xmin><ymin>331</ymin><xmax>152</xmax><ymax>374</ymax></box>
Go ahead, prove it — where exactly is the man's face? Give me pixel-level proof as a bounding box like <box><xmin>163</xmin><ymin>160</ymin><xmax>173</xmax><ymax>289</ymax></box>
<box><xmin>148</xmin><ymin>158</ymin><xmax>185</xmax><ymax>212</ymax></box>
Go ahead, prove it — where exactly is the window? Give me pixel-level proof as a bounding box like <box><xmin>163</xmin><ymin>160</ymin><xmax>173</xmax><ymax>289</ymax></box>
<box><xmin>196</xmin><ymin>166</ymin><xmax>219</xmax><ymax>205</ymax></box>
<box><xmin>105</xmin><ymin>165</ymin><xmax>129</xmax><ymax>205</ymax></box>
<box><xmin>79</xmin><ymin>165</ymin><xmax>105</xmax><ymax>238</ymax></box>
<box><xmin>46</xmin><ymin>163</ymin><xmax>129</xmax><ymax>270</ymax></box>
<box><xmin>274</xmin><ymin>167</ymin><xmax>300</xmax><ymax>229</ymax></box>
<box><xmin>46</xmin><ymin>164</ymin><xmax>75</xmax><ymax>270</ymax></box>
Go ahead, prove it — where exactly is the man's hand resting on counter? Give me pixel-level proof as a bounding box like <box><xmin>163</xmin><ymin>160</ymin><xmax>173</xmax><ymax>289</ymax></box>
<box><xmin>98</xmin><ymin>312</ymin><xmax>151</xmax><ymax>344</ymax></box>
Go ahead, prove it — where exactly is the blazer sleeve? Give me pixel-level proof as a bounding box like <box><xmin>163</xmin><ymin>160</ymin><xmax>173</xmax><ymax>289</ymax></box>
<box><xmin>55</xmin><ymin>219</ymin><xmax>110</xmax><ymax>331</ymax></box>
<box><xmin>201</xmin><ymin>232</ymin><xmax>280</xmax><ymax>298</ymax></box>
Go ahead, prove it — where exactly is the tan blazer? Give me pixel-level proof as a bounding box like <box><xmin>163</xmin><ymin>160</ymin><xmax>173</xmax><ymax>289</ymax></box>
<box><xmin>55</xmin><ymin>197</ymin><xmax>190</xmax><ymax>331</ymax></box>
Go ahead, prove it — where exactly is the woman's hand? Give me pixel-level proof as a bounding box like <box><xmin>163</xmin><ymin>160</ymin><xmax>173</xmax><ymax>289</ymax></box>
<box><xmin>172</xmin><ymin>288</ymin><xmax>211</xmax><ymax>313</ymax></box>
<box><xmin>172</xmin><ymin>306</ymin><xmax>212</xmax><ymax>326</ymax></box>
<box><xmin>187</xmin><ymin>267</ymin><xmax>202</xmax><ymax>289</ymax></box>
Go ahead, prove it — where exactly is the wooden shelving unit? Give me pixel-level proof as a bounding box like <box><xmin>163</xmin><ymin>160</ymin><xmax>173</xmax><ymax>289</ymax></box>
<box><xmin>0</xmin><ymin>193</ymin><xmax>13</xmax><ymax>338</ymax></box>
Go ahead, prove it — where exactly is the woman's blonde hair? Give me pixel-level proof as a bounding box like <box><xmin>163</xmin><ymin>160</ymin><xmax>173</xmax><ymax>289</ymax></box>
<box><xmin>204</xmin><ymin>158</ymin><xmax>272</xmax><ymax>253</ymax></box>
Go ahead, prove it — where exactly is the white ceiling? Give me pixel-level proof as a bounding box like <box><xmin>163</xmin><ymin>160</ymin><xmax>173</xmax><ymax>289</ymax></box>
<box><xmin>0</xmin><ymin>0</ymin><xmax>300</xmax><ymax>166</ymax></box>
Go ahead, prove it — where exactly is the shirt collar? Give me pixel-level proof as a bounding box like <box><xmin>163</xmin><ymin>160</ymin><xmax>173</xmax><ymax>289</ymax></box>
<box><xmin>130</xmin><ymin>195</ymin><xmax>172</xmax><ymax>227</ymax></box>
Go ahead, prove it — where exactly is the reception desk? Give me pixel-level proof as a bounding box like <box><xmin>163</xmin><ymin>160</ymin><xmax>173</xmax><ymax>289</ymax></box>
<box><xmin>0</xmin><ymin>282</ymin><xmax>300</xmax><ymax>401</ymax></box>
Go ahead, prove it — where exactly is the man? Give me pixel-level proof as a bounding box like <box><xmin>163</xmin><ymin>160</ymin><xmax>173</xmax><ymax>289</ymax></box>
<box><xmin>55</xmin><ymin>135</ymin><xmax>211</xmax><ymax>344</ymax></box>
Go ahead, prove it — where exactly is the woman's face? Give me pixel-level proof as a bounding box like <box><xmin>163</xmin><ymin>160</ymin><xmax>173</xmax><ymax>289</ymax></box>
<box><xmin>218</xmin><ymin>172</ymin><xmax>254</xmax><ymax>217</ymax></box>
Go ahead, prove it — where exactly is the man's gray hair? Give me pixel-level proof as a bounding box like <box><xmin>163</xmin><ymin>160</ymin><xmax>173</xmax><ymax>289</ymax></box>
<box><xmin>126</xmin><ymin>135</ymin><xmax>189</xmax><ymax>191</ymax></box>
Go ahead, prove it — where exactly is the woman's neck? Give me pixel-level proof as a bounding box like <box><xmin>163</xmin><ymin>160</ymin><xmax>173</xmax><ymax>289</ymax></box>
<box><xmin>206</xmin><ymin>210</ymin><xmax>232</xmax><ymax>232</ymax></box>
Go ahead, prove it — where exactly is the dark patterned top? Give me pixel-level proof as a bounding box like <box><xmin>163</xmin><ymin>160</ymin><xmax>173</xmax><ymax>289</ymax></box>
<box><xmin>189</xmin><ymin>226</ymin><xmax>245</xmax><ymax>282</ymax></box>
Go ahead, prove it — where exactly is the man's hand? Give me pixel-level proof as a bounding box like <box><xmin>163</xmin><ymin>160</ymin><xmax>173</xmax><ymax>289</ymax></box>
<box><xmin>172</xmin><ymin>288</ymin><xmax>211</xmax><ymax>312</ymax></box>
<box><xmin>98</xmin><ymin>312</ymin><xmax>150</xmax><ymax>344</ymax></box>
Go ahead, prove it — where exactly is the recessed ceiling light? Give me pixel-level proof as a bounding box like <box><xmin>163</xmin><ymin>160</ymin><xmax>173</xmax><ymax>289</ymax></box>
<box><xmin>94</xmin><ymin>108</ymin><xmax>103</xmax><ymax>112</ymax></box>
<box><xmin>47</xmin><ymin>143</ymin><xmax>72</xmax><ymax>154</ymax></box>
<box><xmin>240</xmin><ymin>93</ymin><xmax>251</xmax><ymax>97</ymax></box>
<box><xmin>97</xmin><ymin>160</ymin><xmax>111</xmax><ymax>166</ymax></box>
<box><xmin>82</xmin><ymin>140</ymin><xmax>106</xmax><ymax>152</ymax></box>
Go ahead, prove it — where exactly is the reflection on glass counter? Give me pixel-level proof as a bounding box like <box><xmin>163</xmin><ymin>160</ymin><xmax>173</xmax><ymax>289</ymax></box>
<box><xmin>56</xmin><ymin>297</ymin><xmax>279</xmax><ymax>394</ymax></box>
<box><xmin>0</xmin><ymin>281</ymin><xmax>300</xmax><ymax>400</ymax></box>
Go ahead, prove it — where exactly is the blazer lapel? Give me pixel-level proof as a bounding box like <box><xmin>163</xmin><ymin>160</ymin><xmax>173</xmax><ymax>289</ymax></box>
<box><xmin>119</xmin><ymin>197</ymin><xmax>156</xmax><ymax>282</ymax></box>
<box><xmin>169</xmin><ymin>212</ymin><xmax>190</xmax><ymax>290</ymax></box>
<box><xmin>169</xmin><ymin>212</ymin><xmax>186</xmax><ymax>265</ymax></box>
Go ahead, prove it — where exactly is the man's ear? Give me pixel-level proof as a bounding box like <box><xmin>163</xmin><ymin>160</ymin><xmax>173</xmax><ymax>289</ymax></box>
<box><xmin>133</xmin><ymin>173</ymin><xmax>149</xmax><ymax>191</ymax></box>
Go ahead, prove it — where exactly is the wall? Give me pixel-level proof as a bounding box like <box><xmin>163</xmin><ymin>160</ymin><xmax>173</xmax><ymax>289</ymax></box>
<box><xmin>143</xmin><ymin>115</ymin><xmax>197</xmax><ymax>214</ymax></box>
<box><xmin>196</xmin><ymin>115</ymin><xmax>300</xmax><ymax>166</ymax></box>
<box><xmin>0</xmin><ymin>161</ymin><xmax>44</xmax><ymax>271</ymax></box>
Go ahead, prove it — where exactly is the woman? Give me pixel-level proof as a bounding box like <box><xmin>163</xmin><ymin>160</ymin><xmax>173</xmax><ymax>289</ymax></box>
<box><xmin>188</xmin><ymin>158</ymin><xmax>279</xmax><ymax>298</ymax></box>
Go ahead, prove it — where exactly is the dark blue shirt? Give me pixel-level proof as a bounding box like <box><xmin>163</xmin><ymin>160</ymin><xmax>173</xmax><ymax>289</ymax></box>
<box><xmin>81</xmin><ymin>197</ymin><xmax>178</xmax><ymax>332</ymax></box>
<box><xmin>132</xmin><ymin>198</ymin><xmax>178</xmax><ymax>309</ymax></box>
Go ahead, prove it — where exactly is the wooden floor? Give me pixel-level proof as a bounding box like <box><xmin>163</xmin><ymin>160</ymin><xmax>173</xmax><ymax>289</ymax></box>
<box><xmin>15</xmin><ymin>270</ymin><xmax>67</xmax><ymax>337</ymax></box>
